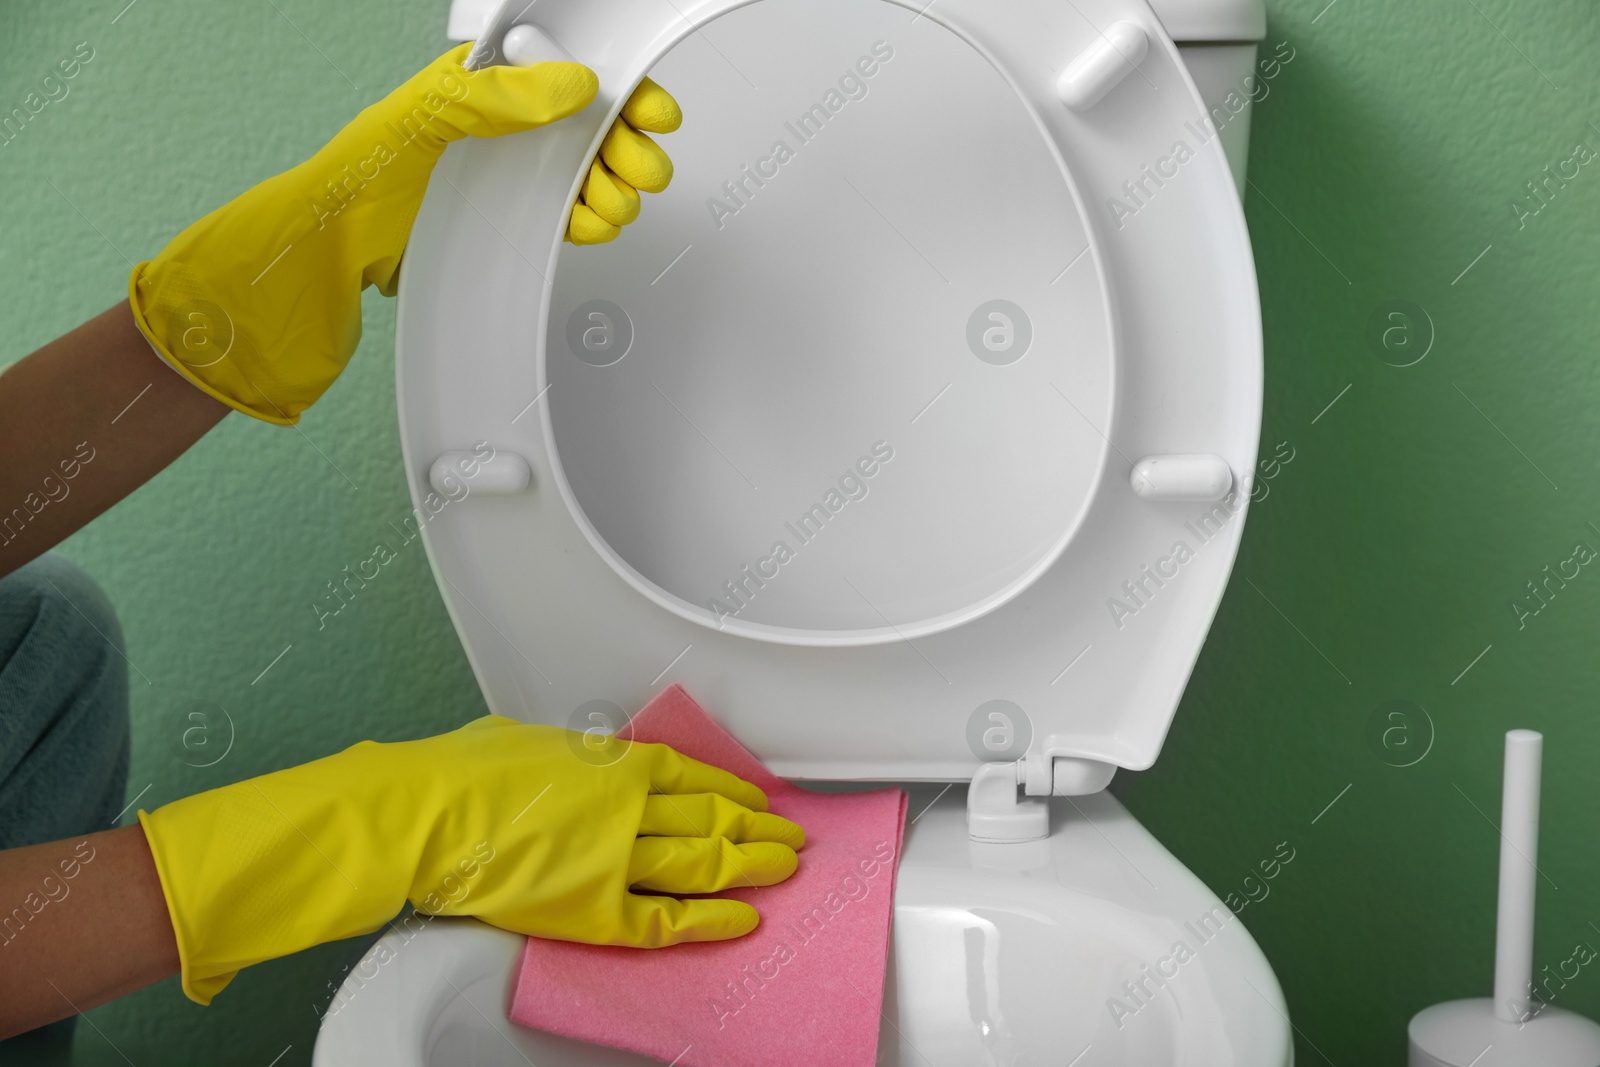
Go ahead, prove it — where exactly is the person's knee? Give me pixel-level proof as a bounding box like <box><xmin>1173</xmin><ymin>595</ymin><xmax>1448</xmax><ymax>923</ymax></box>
<box><xmin>0</xmin><ymin>554</ymin><xmax>130</xmax><ymax>845</ymax></box>
<box><xmin>0</xmin><ymin>552</ymin><xmax>126</xmax><ymax>689</ymax></box>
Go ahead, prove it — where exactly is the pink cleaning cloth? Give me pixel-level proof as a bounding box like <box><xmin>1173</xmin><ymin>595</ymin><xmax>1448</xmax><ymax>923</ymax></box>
<box><xmin>508</xmin><ymin>683</ymin><xmax>907</xmax><ymax>1067</ymax></box>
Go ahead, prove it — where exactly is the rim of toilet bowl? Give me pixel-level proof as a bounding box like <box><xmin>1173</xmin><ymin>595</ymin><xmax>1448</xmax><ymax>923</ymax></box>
<box><xmin>529</xmin><ymin>0</ymin><xmax>1124</xmax><ymax>648</ymax></box>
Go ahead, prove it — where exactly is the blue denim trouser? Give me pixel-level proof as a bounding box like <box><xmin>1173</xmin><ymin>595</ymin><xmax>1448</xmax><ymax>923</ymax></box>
<box><xmin>0</xmin><ymin>553</ymin><xmax>131</xmax><ymax>1064</ymax></box>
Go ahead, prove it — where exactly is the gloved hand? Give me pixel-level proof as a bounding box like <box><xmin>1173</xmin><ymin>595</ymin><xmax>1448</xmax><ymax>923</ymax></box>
<box><xmin>128</xmin><ymin>43</ymin><xmax>681</xmax><ymax>425</ymax></box>
<box><xmin>137</xmin><ymin>715</ymin><xmax>804</xmax><ymax>1005</ymax></box>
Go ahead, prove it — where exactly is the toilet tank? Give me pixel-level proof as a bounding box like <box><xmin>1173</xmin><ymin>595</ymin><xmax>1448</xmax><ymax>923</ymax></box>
<box><xmin>1151</xmin><ymin>0</ymin><xmax>1270</xmax><ymax>193</ymax></box>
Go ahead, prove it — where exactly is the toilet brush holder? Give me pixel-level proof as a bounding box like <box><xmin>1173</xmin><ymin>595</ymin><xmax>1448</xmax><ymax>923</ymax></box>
<box><xmin>1409</xmin><ymin>730</ymin><xmax>1600</xmax><ymax>1066</ymax></box>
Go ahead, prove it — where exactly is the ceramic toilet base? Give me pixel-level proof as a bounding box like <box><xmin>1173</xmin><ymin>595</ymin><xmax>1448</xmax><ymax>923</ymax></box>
<box><xmin>314</xmin><ymin>788</ymin><xmax>1291</xmax><ymax>1067</ymax></box>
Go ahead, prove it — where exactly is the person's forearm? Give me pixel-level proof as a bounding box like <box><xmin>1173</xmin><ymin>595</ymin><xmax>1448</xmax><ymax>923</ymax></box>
<box><xmin>0</xmin><ymin>301</ymin><xmax>228</xmax><ymax>579</ymax></box>
<box><xmin>0</xmin><ymin>825</ymin><xmax>179</xmax><ymax>1038</ymax></box>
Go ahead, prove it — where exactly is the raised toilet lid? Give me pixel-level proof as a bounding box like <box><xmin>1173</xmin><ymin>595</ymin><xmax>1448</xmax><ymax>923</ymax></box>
<box><xmin>396</xmin><ymin>0</ymin><xmax>1262</xmax><ymax>776</ymax></box>
<box><xmin>543</xmin><ymin>0</ymin><xmax>1111</xmax><ymax>645</ymax></box>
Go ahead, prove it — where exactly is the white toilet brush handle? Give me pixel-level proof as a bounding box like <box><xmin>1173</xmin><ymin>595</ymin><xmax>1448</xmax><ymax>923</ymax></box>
<box><xmin>1409</xmin><ymin>728</ymin><xmax>1600</xmax><ymax>1063</ymax></box>
<box><xmin>1494</xmin><ymin>728</ymin><xmax>1543</xmax><ymax>1022</ymax></box>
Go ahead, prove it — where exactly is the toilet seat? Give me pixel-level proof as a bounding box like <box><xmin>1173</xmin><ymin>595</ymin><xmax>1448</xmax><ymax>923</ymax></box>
<box><xmin>395</xmin><ymin>0</ymin><xmax>1260</xmax><ymax>778</ymax></box>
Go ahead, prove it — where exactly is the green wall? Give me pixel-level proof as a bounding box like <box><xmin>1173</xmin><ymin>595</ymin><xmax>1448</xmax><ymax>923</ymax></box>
<box><xmin>1114</xmin><ymin>1</ymin><xmax>1600</xmax><ymax>1063</ymax></box>
<box><xmin>2</xmin><ymin>0</ymin><xmax>1598</xmax><ymax>1063</ymax></box>
<box><xmin>1</xmin><ymin>2</ymin><xmax>483</xmax><ymax>1063</ymax></box>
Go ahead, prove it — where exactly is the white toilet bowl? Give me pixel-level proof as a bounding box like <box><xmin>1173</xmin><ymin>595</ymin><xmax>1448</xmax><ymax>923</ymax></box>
<box><xmin>316</xmin><ymin>0</ymin><xmax>1288</xmax><ymax>1060</ymax></box>
<box><xmin>314</xmin><ymin>789</ymin><xmax>1290</xmax><ymax>1065</ymax></box>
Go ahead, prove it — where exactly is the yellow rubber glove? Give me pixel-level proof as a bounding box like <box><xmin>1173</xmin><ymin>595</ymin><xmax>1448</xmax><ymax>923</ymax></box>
<box><xmin>128</xmin><ymin>44</ymin><xmax>681</xmax><ymax>425</ymax></box>
<box><xmin>570</xmin><ymin>79</ymin><xmax>680</xmax><ymax>244</ymax></box>
<box><xmin>137</xmin><ymin>715</ymin><xmax>804</xmax><ymax>1006</ymax></box>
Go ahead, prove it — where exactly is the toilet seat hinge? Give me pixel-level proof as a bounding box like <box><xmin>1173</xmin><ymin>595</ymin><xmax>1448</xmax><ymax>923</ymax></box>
<box><xmin>966</xmin><ymin>754</ymin><xmax>1118</xmax><ymax>842</ymax></box>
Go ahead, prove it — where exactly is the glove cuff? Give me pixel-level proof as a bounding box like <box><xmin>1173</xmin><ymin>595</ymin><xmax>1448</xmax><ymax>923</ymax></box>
<box><xmin>127</xmin><ymin>265</ymin><xmax>300</xmax><ymax>426</ymax></box>
<box><xmin>136</xmin><ymin>749</ymin><xmax>422</xmax><ymax>1007</ymax></box>
<box><xmin>136</xmin><ymin>808</ymin><xmax>238</xmax><ymax>1005</ymax></box>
